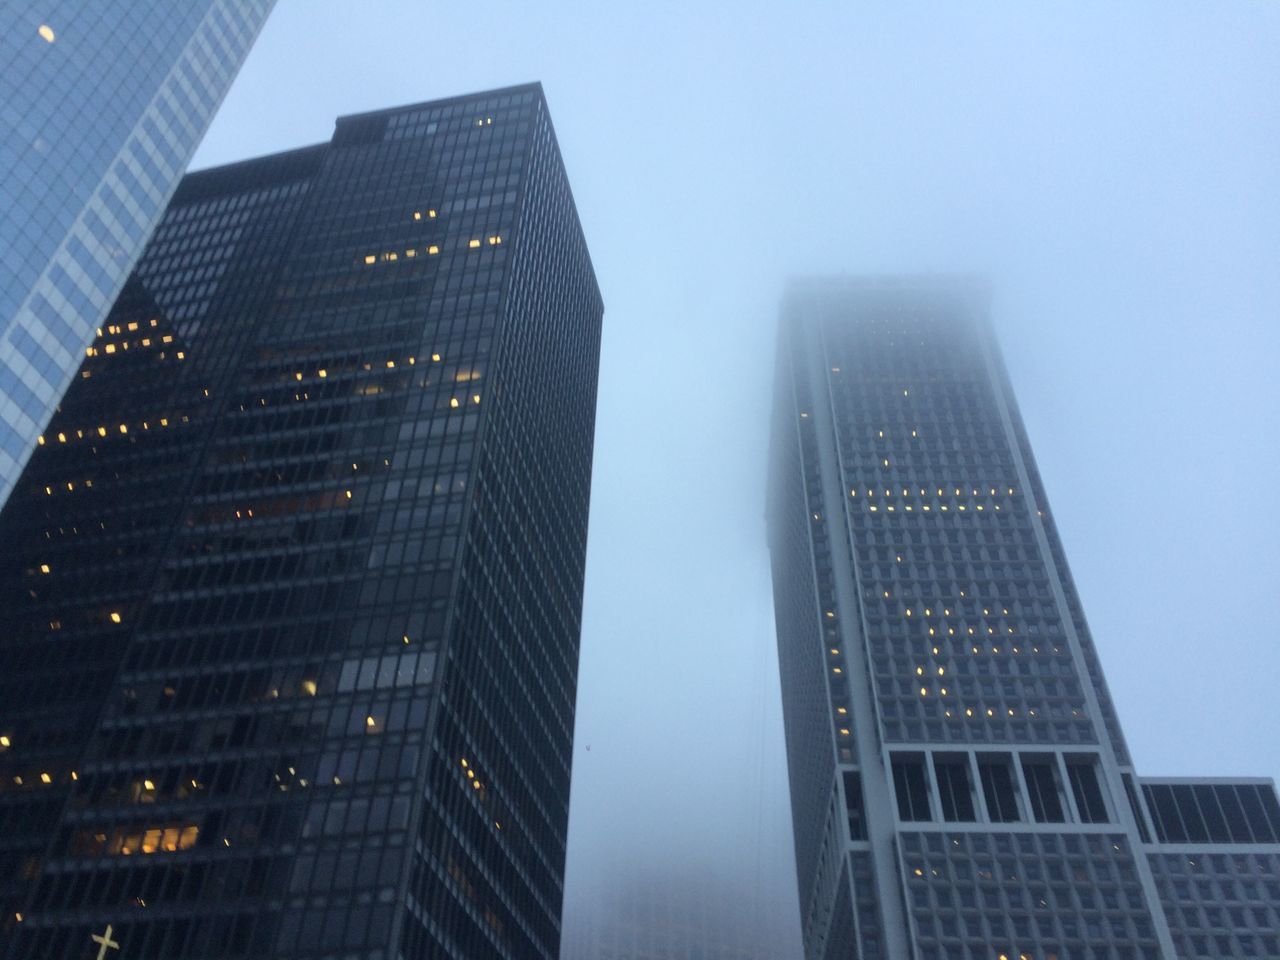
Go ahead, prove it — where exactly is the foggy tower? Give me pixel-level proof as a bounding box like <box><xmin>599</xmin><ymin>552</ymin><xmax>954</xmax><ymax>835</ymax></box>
<box><xmin>0</xmin><ymin>1</ymin><xmax>277</xmax><ymax>506</ymax></box>
<box><xmin>0</xmin><ymin>84</ymin><xmax>602</xmax><ymax>960</ymax></box>
<box><xmin>768</xmin><ymin>278</ymin><xmax>1280</xmax><ymax>960</ymax></box>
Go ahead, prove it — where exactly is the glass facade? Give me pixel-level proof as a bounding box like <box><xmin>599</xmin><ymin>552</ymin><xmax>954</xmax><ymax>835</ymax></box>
<box><xmin>768</xmin><ymin>278</ymin><xmax>1280</xmax><ymax>960</ymax></box>
<box><xmin>0</xmin><ymin>0</ymin><xmax>276</xmax><ymax>506</ymax></box>
<box><xmin>0</xmin><ymin>83</ymin><xmax>602</xmax><ymax>960</ymax></box>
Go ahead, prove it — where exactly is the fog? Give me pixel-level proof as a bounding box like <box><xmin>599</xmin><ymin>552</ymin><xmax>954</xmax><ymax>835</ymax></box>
<box><xmin>193</xmin><ymin>2</ymin><xmax>1280</xmax><ymax>954</ymax></box>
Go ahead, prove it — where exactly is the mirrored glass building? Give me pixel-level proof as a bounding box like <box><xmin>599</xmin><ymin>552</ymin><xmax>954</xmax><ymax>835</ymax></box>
<box><xmin>0</xmin><ymin>0</ymin><xmax>276</xmax><ymax>506</ymax></box>
<box><xmin>0</xmin><ymin>83</ymin><xmax>602</xmax><ymax>960</ymax></box>
<box><xmin>769</xmin><ymin>277</ymin><xmax>1280</xmax><ymax>960</ymax></box>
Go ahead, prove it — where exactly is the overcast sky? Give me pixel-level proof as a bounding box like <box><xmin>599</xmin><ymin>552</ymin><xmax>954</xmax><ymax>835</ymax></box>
<box><xmin>195</xmin><ymin>2</ymin><xmax>1280</xmax><ymax>953</ymax></box>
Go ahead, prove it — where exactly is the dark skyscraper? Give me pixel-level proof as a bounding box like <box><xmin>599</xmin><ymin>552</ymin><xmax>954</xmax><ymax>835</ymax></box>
<box><xmin>0</xmin><ymin>1</ymin><xmax>276</xmax><ymax>504</ymax></box>
<box><xmin>0</xmin><ymin>83</ymin><xmax>602</xmax><ymax>960</ymax></box>
<box><xmin>769</xmin><ymin>278</ymin><xmax>1280</xmax><ymax>960</ymax></box>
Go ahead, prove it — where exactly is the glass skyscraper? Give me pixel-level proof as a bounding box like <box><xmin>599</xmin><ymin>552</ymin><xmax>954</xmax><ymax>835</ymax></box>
<box><xmin>0</xmin><ymin>83</ymin><xmax>602</xmax><ymax>960</ymax></box>
<box><xmin>0</xmin><ymin>0</ymin><xmax>276</xmax><ymax>506</ymax></box>
<box><xmin>769</xmin><ymin>278</ymin><xmax>1280</xmax><ymax>960</ymax></box>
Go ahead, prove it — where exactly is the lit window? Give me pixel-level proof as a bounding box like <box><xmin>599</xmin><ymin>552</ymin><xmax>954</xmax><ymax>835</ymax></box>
<box><xmin>364</xmin><ymin>254</ymin><xmax>376</xmax><ymax>264</ymax></box>
<box><xmin>38</xmin><ymin>24</ymin><xmax>55</xmax><ymax>42</ymax></box>
<box><xmin>109</xmin><ymin>612</ymin><xmax>122</xmax><ymax>624</ymax></box>
<box><xmin>39</xmin><ymin>564</ymin><xmax>50</xmax><ymax>574</ymax></box>
<box><xmin>487</xmin><ymin>235</ymin><xmax>502</xmax><ymax>245</ymax></box>
<box><xmin>427</xmin><ymin>244</ymin><xmax>440</xmax><ymax>255</ymax></box>
<box><xmin>468</xmin><ymin>239</ymin><xmax>481</xmax><ymax>249</ymax></box>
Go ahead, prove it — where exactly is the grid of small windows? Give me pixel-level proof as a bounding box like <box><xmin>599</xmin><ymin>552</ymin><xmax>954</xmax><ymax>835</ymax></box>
<box><xmin>0</xmin><ymin>84</ymin><xmax>600</xmax><ymax>960</ymax></box>
<box><xmin>823</xmin><ymin>307</ymin><xmax>1099</xmax><ymax>746</ymax></box>
<box><xmin>901</xmin><ymin>831</ymin><xmax>1162</xmax><ymax>960</ymax></box>
<box><xmin>0</xmin><ymin>0</ymin><xmax>274</xmax><ymax>499</ymax></box>
<box><xmin>1148</xmin><ymin>852</ymin><xmax>1280</xmax><ymax>959</ymax></box>
<box><xmin>400</xmin><ymin>90</ymin><xmax>602</xmax><ymax>960</ymax></box>
<box><xmin>1008</xmin><ymin>417</ymin><xmax>1133</xmax><ymax>767</ymax></box>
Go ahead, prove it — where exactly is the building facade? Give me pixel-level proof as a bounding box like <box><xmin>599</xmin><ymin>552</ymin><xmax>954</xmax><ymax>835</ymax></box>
<box><xmin>768</xmin><ymin>278</ymin><xmax>1280</xmax><ymax>960</ymax></box>
<box><xmin>0</xmin><ymin>0</ymin><xmax>276</xmax><ymax>505</ymax></box>
<box><xmin>0</xmin><ymin>83</ymin><xmax>602</xmax><ymax>960</ymax></box>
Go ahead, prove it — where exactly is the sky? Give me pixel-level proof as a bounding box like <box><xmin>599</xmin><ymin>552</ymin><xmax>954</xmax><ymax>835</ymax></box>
<box><xmin>195</xmin><ymin>2</ymin><xmax>1280</xmax><ymax>954</ymax></box>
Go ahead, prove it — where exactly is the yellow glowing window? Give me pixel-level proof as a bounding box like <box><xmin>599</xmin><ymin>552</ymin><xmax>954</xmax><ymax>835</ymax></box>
<box><xmin>471</xmin><ymin>394</ymin><xmax>480</xmax><ymax>404</ymax></box>
<box><xmin>405</xmin><ymin>248</ymin><xmax>417</xmax><ymax>258</ymax></box>
<box><xmin>364</xmin><ymin>254</ymin><xmax>376</xmax><ymax>264</ymax></box>
<box><xmin>141</xmin><ymin>338</ymin><xmax>151</xmax><ymax>346</ymax></box>
<box><xmin>127</xmin><ymin>322</ymin><xmax>138</xmax><ymax>332</ymax></box>
<box><xmin>104</xmin><ymin>344</ymin><xmax>116</xmax><ymax>354</ymax></box>
<box><xmin>428</xmin><ymin>209</ymin><xmax>437</xmax><ymax>218</ymax></box>
<box><xmin>413</xmin><ymin>211</ymin><xmax>422</xmax><ymax>221</ymax></box>
<box><xmin>38</xmin><ymin>24</ymin><xmax>55</xmax><ymax>42</ymax></box>
<box><xmin>427</xmin><ymin>244</ymin><xmax>440</xmax><ymax>255</ymax></box>
<box><xmin>36</xmin><ymin>435</ymin><xmax>44</xmax><ymax>446</ymax></box>
<box><xmin>162</xmin><ymin>335</ymin><xmax>173</xmax><ymax>343</ymax></box>
<box><xmin>301</xmin><ymin>679</ymin><xmax>317</xmax><ymax>696</ymax></box>
<box><xmin>109</xmin><ymin>612</ymin><xmax>122</xmax><ymax>624</ymax></box>
<box><xmin>487</xmin><ymin>235</ymin><xmax>502</xmax><ymax>245</ymax></box>
<box><xmin>468</xmin><ymin>239</ymin><xmax>481</xmax><ymax>249</ymax></box>
<box><xmin>431</xmin><ymin>353</ymin><xmax>441</xmax><ymax>362</ymax></box>
<box><xmin>450</xmin><ymin>397</ymin><xmax>460</xmax><ymax>408</ymax></box>
<box><xmin>39</xmin><ymin>564</ymin><xmax>50</xmax><ymax>574</ymax></box>
<box><xmin>318</xmin><ymin>369</ymin><xmax>327</xmax><ymax>378</ymax></box>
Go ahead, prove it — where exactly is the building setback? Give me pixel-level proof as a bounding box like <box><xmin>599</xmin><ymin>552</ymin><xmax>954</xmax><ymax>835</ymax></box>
<box><xmin>769</xmin><ymin>278</ymin><xmax>1280</xmax><ymax>960</ymax></box>
<box><xmin>0</xmin><ymin>0</ymin><xmax>276</xmax><ymax>506</ymax></box>
<box><xmin>0</xmin><ymin>83</ymin><xmax>602</xmax><ymax>960</ymax></box>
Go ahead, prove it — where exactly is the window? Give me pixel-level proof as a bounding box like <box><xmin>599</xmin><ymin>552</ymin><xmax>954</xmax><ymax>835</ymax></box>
<box><xmin>934</xmin><ymin>755</ymin><xmax>976</xmax><ymax>822</ymax></box>
<box><xmin>978</xmin><ymin>755</ymin><xmax>1020</xmax><ymax>822</ymax></box>
<box><xmin>842</xmin><ymin>770</ymin><xmax>867</xmax><ymax>840</ymax></box>
<box><xmin>1066</xmin><ymin>756</ymin><xmax>1109</xmax><ymax>823</ymax></box>
<box><xmin>1021</xmin><ymin>756</ymin><xmax>1066</xmax><ymax>823</ymax></box>
<box><xmin>892</xmin><ymin>754</ymin><xmax>932</xmax><ymax>822</ymax></box>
